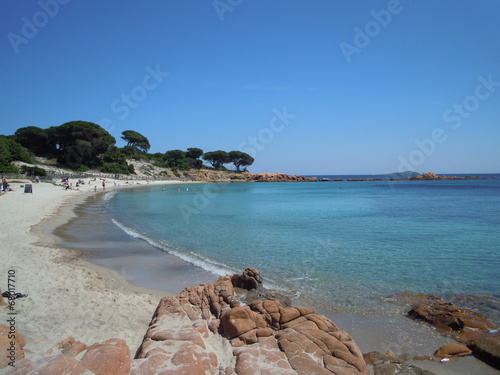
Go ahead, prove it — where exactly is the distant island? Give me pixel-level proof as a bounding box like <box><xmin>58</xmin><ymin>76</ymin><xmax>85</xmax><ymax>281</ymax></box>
<box><xmin>384</xmin><ymin>171</ymin><xmax>420</xmax><ymax>176</ymax></box>
<box><xmin>319</xmin><ymin>172</ymin><xmax>493</xmax><ymax>182</ymax></box>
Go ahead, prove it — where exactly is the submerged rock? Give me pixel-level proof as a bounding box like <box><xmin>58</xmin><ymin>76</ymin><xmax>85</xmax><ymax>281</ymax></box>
<box><xmin>387</xmin><ymin>292</ymin><xmax>499</xmax><ymax>370</ymax></box>
<box><xmin>389</xmin><ymin>292</ymin><xmax>497</xmax><ymax>343</ymax></box>
<box><xmin>364</xmin><ymin>351</ymin><xmax>436</xmax><ymax>375</ymax></box>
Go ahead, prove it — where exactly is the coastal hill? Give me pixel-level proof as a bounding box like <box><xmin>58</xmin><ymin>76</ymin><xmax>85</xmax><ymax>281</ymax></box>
<box><xmin>0</xmin><ymin>122</ymin><xmax>255</xmax><ymax>177</ymax></box>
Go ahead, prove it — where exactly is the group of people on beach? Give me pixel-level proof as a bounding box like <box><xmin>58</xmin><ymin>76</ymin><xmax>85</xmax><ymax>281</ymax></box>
<box><xmin>59</xmin><ymin>177</ymin><xmax>111</xmax><ymax>193</ymax></box>
<box><xmin>1</xmin><ymin>178</ymin><xmax>12</xmax><ymax>193</ymax></box>
<box><xmin>61</xmin><ymin>177</ymin><xmax>81</xmax><ymax>191</ymax></box>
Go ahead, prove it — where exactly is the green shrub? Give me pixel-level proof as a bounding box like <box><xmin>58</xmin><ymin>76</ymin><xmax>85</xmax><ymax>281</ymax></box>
<box><xmin>20</xmin><ymin>166</ymin><xmax>47</xmax><ymax>176</ymax></box>
<box><xmin>0</xmin><ymin>163</ymin><xmax>20</xmax><ymax>173</ymax></box>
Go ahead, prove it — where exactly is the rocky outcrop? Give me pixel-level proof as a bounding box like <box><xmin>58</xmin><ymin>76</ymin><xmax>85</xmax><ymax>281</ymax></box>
<box><xmin>411</xmin><ymin>172</ymin><xmax>441</xmax><ymax>180</ymax></box>
<box><xmin>408</xmin><ymin>172</ymin><xmax>483</xmax><ymax>180</ymax></box>
<box><xmin>345</xmin><ymin>172</ymin><xmax>490</xmax><ymax>182</ymax></box>
<box><xmin>386</xmin><ymin>292</ymin><xmax>499</xmax><ymax>369</ymax></box>
<box><xmin>433</xmin><ymin>343</ymin><xmax>472</xmax><ymax>358</ymax></box>
<box><xmin>466</xmin><ymin>331</ymin><xmax>500</xmax><ymax>370</ymax></box>
<box><xmin>8</xmin><ymin>338</ymin><xmax>131</xmax><ymax>375</ymax></box>
<box><xmin>251</xmin><ymin>173</ymin><xmax>317</xmax><ymax>182</ymax></box>
<box><xmin>231</xmin><ymin>267</ymin><xmax>263</xmax><ymax>291</ymax></box>
<box><xmin>57</xmin><ymin>336</ymin><xmax>88</xmax><ymax>357</ymax></box>
<box><xmin>187</xmin><ymin>170</ymin><xmax>252</xmax><ymax>182</ymax></box>
<box><xmin>405</xmin><ymin>294</ymin><xmax>497</xmax><ymax>343</ymax></box>
<box><xmin>183</xmin><ymin>170</ymin><xmax>318</xmax><ymax>183</ymax></box>
<box><xmin>133</xmin><ymin>268</ymin><xmax>368</xmax><ymax>374</ymax></box>
<box><xmin>363</xmin><ymin>351</ymin><xmax>436</xmax><ymax>375</ymax></box>
<box><xmin>231</xmin><ymin>267</ymin><xmax>292</xmax><ymax>307</ymax></box>
<box><xmin>387</xmin><ymin>292</ymin><xmax>497</xmax><ymax>343</ymax></box>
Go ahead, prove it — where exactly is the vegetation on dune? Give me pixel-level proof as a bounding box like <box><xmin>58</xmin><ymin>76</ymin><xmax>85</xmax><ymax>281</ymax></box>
<box><xmin>0</xmin><ymin>135</ymin><xmax>32</xmax><ymax>173</ymax></box>
<box><xmin>0</xmin><ymin>121</ymin><xmax>254</xmax><ymax>174</ymax></box>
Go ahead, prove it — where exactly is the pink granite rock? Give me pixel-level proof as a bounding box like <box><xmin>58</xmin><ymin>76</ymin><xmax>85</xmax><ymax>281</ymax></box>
<box><xmin>78</xmin><ymin>338</ymin><xmax>131</xmax><ymax>375</ymax></box>
<box><xmin>434</xmin><ymin>343</ymin><xmax>472</xmax><ymax>358</ymax></box>
<box><xmin>58</xmin><ymin>336</ymin><xmax>88</xmax><ymax>357</ymax></box>
<box><xmin>5</xmin><ymin>355</ymin><xmax>80</xmax><ymax>375</ymax></box>
<box><xmin>134</xmin><ymin>269</ymin><xmax>368</xmax><ymax>374</ymax></box>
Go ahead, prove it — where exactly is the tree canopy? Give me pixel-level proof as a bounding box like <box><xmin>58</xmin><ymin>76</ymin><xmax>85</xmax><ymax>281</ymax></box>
<box><xmin>164</xmin><ymin>149</ymin><xmax>203</xmax><ymax>170</ymax></box>
<box><xmin>47</xmin><ymin>121</ymin><xmax>116</xmax><ymax>167</ymax></box>
<box><xmin>14</xmin><ymin>126</ymin><xmax>52</xmax><ymax>155</ymax></box>
<box><xmin>202</xmin><ymin>150</ymin><xmax>231</xmax><ymax>170</ymax></box>
<box><xmin>229</xmin><ymin>151</ymin><xmax>254</xmax><ymax>171</ymax></box>
<box><xmin>121</xmin><ymin>130</ymin><xmax>150</xmax><ymax>153</ymax></box>
<box><xmin>186</xmin><ymin>147</ymin><xmax>203</xmax><ymax>160</ymax></box>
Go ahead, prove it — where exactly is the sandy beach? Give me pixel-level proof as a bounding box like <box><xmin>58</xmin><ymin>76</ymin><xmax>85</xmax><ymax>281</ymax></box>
<box><xmin>0</xmin><ymin>178</ymin><xmax>180</xmax><ymax>364</ymax></box>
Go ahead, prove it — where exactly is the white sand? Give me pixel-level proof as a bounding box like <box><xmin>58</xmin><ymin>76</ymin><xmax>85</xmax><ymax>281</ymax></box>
<box><xmin>0</xmin><ymin>178</ymin><xmax>182</xmax><ymax>362</ymax></box>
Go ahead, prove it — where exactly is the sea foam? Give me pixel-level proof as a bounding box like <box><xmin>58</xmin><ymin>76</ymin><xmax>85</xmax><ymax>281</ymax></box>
<box><xmin>111</xmin><ymin>218</ymin><xmax>236</xmax><ymax>278</ymax></box>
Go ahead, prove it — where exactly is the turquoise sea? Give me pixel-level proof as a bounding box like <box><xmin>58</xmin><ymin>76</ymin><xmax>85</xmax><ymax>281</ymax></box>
<box><xmin>60</xmin><ymin>174</ymin><xmax>500</xmax><ymax>322</ymax></box>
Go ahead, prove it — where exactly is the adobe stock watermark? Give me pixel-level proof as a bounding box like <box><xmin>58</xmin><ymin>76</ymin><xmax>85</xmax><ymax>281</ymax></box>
<box><xmin>178</xmin><ymin>106</ymin><xmax>297</xmax><ymax>224</ymax></box>
<box><xmin>397</xmin><ymin>74</ymin><xmax>499</xmax><ymax>173</ymax></box>
<box><xmin>238</xmin><ymin>106</ymin><xmax>297</xmax><ymax>158</ymax></box>
<box><xmin>287</xmin><ymin>237</ymin><xmax>337</xmax><ymax>281</ymax></box>
<box><xmin>99</xmin><ymin>64</ymin><xmax>169</xmax><ymax>135</ymax></box>
<box><xmin>7</xmin><ymin>0</ymin><xmax>71</xmax><ymax>54</ymax></box>
<box><xmin>65</xmin><ymin>64</ymin><xmax>169</xmax><ymax>167</ymax></box>
<box><xmin>179</xmin><ymin>183</ymin><xmax>222</xmax><ymax>224</ymax></box>
<box><xmin>213</xmin><ymin>0</ymin><xmax>243</xmax><ymax>21</ymax></box>
<box><xmin>339</xmin><ymin>0</ymin><xmax>409</xmax><ymax>64</ymax></box>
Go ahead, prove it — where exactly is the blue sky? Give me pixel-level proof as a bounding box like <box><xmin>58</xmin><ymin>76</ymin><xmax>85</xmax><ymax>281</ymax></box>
<box><xmin>1</xmin><ymin>0</ymin><xmax>499</xmax><ymax>174</ymax></box>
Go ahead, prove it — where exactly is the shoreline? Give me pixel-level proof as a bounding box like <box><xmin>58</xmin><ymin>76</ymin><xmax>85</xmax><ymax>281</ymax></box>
<box><xmin>0</xmin><ymin>179</ymin><xmax>182</xmax><ymax>361</ymax></box>
<box><xmin>54</xmin><ymin>188</ymin><xmax>217</xmax><ymax>295</ymax></box>
<box><xmin>1</xmin><ymin>180</ymin><xmax>498</xmax><ymax>374</ymax></box>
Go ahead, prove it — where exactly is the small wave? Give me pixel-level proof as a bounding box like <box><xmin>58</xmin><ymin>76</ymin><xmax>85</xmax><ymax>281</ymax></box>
<box><xmin>102</xmin><ymin>190</ymin><xmax>117</xmax><ymax>201</ymax></box>
<box><xmin>111</xmin><ymin>219</ymin><xmax>237</xmax><ymax>277</ymax></box>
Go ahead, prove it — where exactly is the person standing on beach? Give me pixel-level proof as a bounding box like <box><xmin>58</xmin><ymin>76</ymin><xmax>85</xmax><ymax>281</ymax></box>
<box><xmin>2</xmin><ymin>178</ymin><xmax>8</xmax><ymax>192</ymax></box>
<box><xmin>102</xmin><ymin>180</ymin><xmax>106</xmax><ymax>191</ymax></box>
